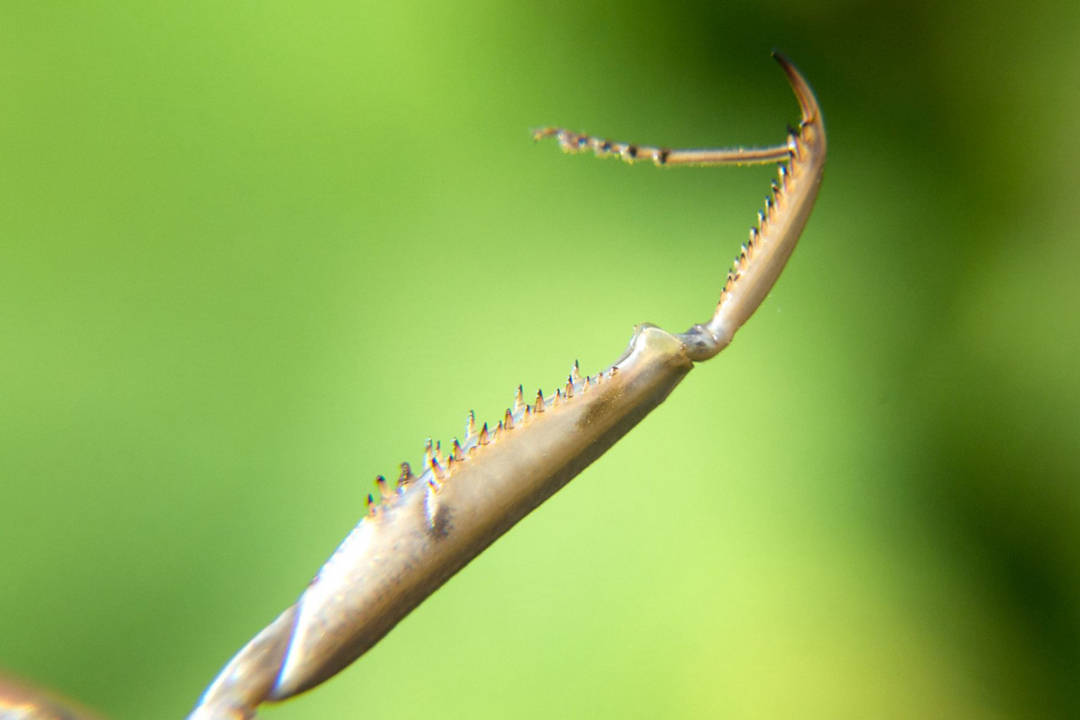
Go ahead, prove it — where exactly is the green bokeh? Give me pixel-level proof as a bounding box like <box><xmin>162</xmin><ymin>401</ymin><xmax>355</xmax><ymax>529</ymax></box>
<box><xmin>3</xmin><ymin>1</ymin><xmax>1078</xmax><ymax>718</ymax></box>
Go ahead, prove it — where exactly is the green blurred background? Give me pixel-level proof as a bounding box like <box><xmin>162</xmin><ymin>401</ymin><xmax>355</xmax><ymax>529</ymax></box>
<box><xmin>3</xmin><ymin>1</ymin><xmax>1078</xmax><ymax>718</ymax></box>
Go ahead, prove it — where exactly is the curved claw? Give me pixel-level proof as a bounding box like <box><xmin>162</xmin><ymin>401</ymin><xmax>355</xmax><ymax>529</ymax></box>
<box><xmin>679</xmin><ymin>52</ymin><xmax>827</xmax><ymax>360</ymax></box>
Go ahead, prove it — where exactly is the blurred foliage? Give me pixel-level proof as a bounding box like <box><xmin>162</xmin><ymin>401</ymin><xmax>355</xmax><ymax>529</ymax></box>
<box><xmin>2</xmin><ymin>1</ymin><xmax>1078</xmax><ymax>718</ymax></box>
